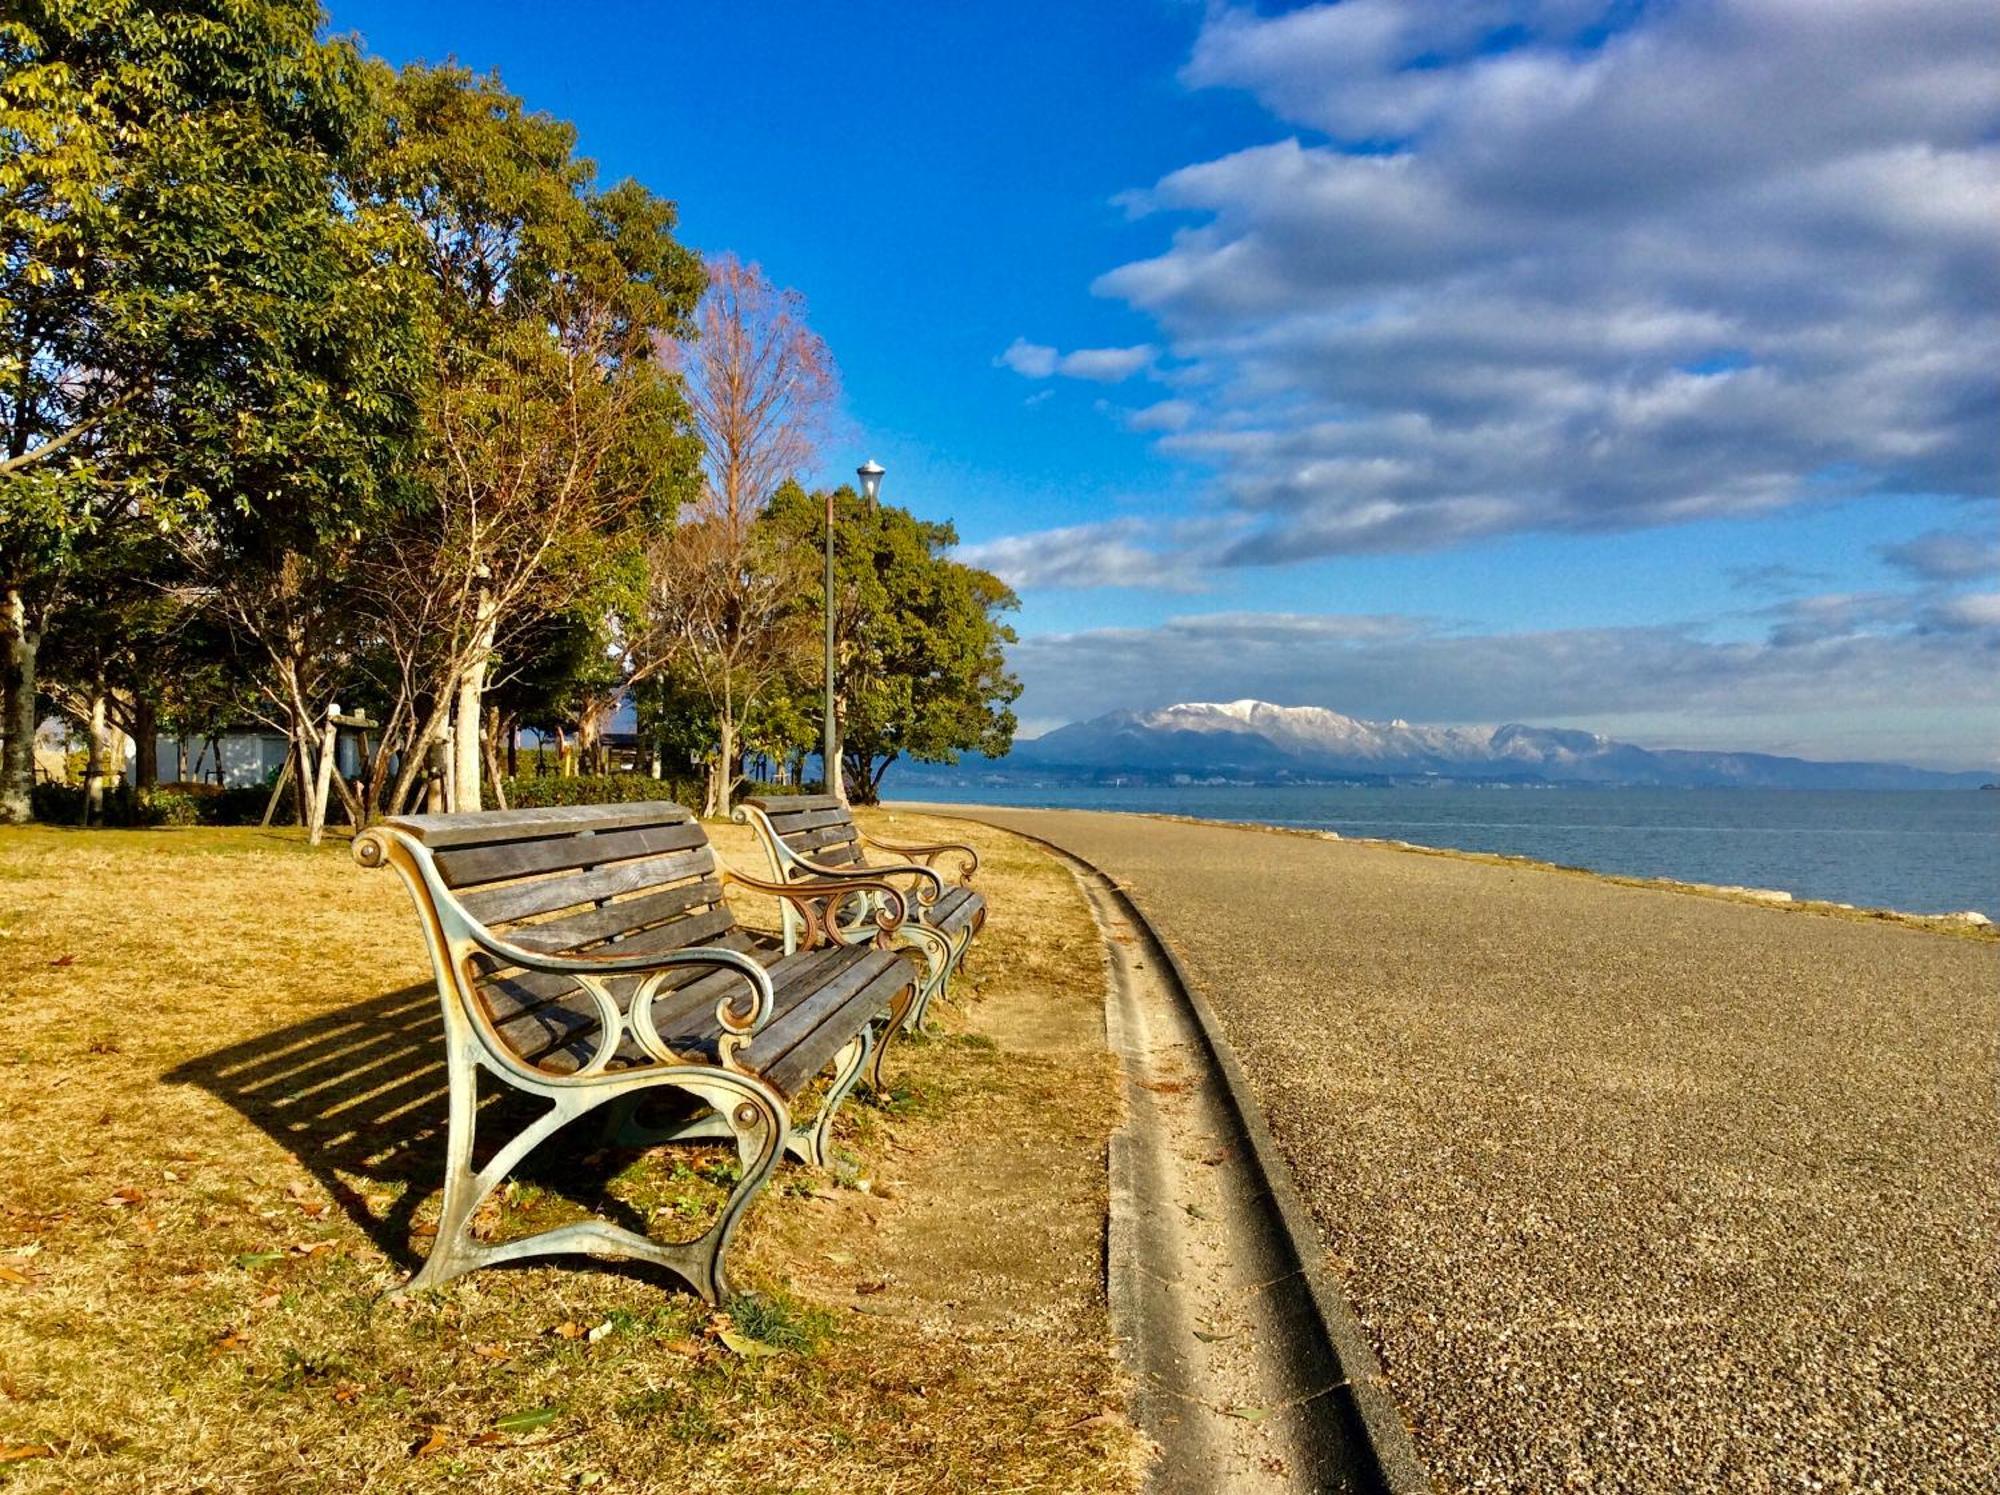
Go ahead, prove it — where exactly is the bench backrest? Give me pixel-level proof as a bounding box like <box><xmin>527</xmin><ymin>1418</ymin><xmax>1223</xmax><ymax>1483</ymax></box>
<box><xmin>741</xmin><ymin>794</ymin><xmax>862</xmax><ymax>871</ymax></box>
<box><xmin>371</xmin><ymin>801</ymin><xmax>754</xmax><ymax>1073</ymax></box>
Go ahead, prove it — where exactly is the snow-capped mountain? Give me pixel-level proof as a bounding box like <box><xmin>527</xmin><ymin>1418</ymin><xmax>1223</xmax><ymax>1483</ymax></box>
<box><xmin>1003</xmin><ymin>700</ymin><xmax>1989</xmax><ymax>789</ymax></box>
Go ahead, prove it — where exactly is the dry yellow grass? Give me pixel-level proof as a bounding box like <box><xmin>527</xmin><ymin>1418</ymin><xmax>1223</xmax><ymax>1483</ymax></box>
<box><xmin>0</xmin><ymin>811</ymin><xmax>1140</xmax><ymax>1493</ymax></box>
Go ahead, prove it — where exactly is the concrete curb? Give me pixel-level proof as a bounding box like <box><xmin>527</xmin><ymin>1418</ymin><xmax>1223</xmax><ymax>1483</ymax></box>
<box><xmin>919</xmin><ymin>808</ymin><xmax>1434</xmax><ymax>1494</ymax></box>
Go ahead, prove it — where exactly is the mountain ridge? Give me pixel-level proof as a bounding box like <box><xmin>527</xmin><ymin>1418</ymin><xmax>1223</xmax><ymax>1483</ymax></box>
<box><xmin>937</xmin><ymin>700</ymin><xmax>1994</xmax><ymax>790</ymax></box>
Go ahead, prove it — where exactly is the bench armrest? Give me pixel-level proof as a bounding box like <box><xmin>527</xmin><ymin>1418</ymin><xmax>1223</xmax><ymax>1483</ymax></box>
<box><xmin>461</xmin><ymin>920</ymin><xmax>779</xmax><ymax>1040</ymax></box>
<box><xmin>722</xmin><ymin>864</ymin><xmax>912</xmax><ymax>946</ymax></box>
<box><xmin>860</xmin><ymin>831</ymin><xmax>980</xmax><ymax>885</ymax></box>
<box><xmin>773</xmin><ymin>854</ymin><xmax>947</xmax><ymax>907</ymax></box>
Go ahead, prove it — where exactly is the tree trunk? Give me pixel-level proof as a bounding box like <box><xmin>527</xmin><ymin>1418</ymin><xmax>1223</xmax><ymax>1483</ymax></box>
<box><xmin>133</xmin><ymin>698</ymin><xmax>159</xmax><ymax>789</ymax></box>
<box><xmin>175</xmin><ymin>736</ymin><xmax>189</xmax><ymax>783</ymax></box>
<box><xmin>483</xmin><ymin>707</ymin><xmax>509</xmax><ymax>812</ymax></box>
<box><xmin>1</xmin><ymin>587</ymin><xmax>38</xmax><ymax>824</ymax></box>
<box><xmin>506</xmin><ymin>720</ymin><xmax>519</xmax><ymax>778</ymax></box>
<box><xmin>705</xmin><ymin>713</ymin><xmax>739</xmax><ymax>819</ymax></box>
<box><xmin>83</xmin><ymin>687</ymin><xmax>108</xmax><ymax>825</ymax></box>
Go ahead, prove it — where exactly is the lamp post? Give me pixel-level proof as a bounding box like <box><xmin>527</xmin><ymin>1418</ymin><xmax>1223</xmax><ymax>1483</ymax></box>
<box><xmin>826</xmin><ymin>460</ymin><xmax>885</xmax><ymax>800</ymax></box>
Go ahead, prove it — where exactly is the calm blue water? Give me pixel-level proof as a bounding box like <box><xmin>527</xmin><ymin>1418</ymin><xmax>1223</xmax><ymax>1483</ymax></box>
<box><xmin>891</xmin><ymin>783</ymin><xmax>2000</xmax><ymax>917</ymax></box>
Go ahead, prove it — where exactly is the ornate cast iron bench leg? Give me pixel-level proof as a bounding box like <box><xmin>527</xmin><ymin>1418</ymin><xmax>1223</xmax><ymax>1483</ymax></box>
<box><xmin>398</xmin><ymin>1000</ymin><xmax>790</xmax><ymax>1306</ymax></box>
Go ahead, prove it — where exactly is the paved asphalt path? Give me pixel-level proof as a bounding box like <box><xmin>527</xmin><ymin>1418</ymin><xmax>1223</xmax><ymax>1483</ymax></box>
<box><xmin>917</xmin><ymin>806</ymin><xmax>2000</xmax><ymax>1493</ymax></box>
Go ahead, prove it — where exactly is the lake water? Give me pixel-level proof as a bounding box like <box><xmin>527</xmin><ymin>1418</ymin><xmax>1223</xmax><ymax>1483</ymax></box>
<box><xmin>889</xmin><ymin>782</ymin><xmax>2000</xmax><ymax>917</ymax></box>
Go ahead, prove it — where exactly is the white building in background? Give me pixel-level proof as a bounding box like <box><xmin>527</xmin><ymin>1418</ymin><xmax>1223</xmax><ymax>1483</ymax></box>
<box><xmin>28</xmin><ymin>718</ymin><xmax>362</xmax><ymax>790</ymax></box>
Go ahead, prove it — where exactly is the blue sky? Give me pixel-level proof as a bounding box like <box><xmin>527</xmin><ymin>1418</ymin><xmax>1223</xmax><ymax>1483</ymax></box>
<box><xmin>331</xmin><ymin>1</ymin><xmax>2000</xmax><ymax>768</ymax></box>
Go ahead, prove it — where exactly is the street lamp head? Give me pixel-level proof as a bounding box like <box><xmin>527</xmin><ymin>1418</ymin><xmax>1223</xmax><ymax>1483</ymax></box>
<box><xmin>856</xmin><ymin>459</ymin><xmax>885</xmax><ymax>507</ymax></box>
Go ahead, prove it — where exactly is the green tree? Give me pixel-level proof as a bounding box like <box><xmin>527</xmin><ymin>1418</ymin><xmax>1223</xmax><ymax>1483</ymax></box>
<box><xmin>763</xmin><ymin>483</ymin><xmax>1020</xmax><ymax>805</ymax></box>
<box><xmin>1</xmin><ymin>0</ymin><xmax>422</xmax><ymax>822</ymax></box>
<box><xmin>346</xmin><ymin>63</ymin><xmax>703</xmax><ymax>817</ymax></box>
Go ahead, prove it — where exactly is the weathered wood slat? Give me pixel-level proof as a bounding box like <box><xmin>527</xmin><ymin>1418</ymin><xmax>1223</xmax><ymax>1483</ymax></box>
<box><xmin>929</xmin><ymin>887</ymin><xmax>987</xmax><ymax>937</ymax></box>
<box><xmin>746</xmin><ymin>949</ymin><xmax>891</xmax><ymax>1060</ymax></box>
<box><xmin>388</xmin><ymin>800</ymin><xmax>691</xmax><ymax>849</ymax></box>
<box><xmin>639</xmin><ymin>944</ymin><xmax>851</xmax><ymax>1044</ymax></box>
<box><xmin>788</xmin><ymin>822</ymin><xmax>861</xmax><ymax>855</ymax></box>
<box><xmin>460</xmin><ymin>846</ymin><xmax>716</xmax><ymax>926</ymax></box>
<box><xmin>510</xmin><ymin>880</ymin><xmax>725</xmax><ymax>952</ymax></box>
<box><xmin>761</xmin><ymin>962</ymin><xmax>915</xmax><ymax>1097</ymax></box>
<box><xmin>435</xmin><ymin>820</ymin><xmax>709</xmax><ymax>890</ymax></box>
<box><xmin>809</xmin><ymin>843</ymin><xmax>861</xmax><ymax>866</ymax></box>
<box><xmin>763</xmin><ymin>806</ymin><xmax>851</xmax><ymax>835</ymax></box>
<box><xmin>747</xmin><ymin>794</ymin><xmax>842</xmax><ymax>814</ymax></box>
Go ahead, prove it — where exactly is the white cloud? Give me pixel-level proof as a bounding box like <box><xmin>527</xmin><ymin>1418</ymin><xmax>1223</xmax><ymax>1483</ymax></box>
<box><xmin>996</xmin><ymin>337</ymin><xmax>1059</xmax><ymax>378</ymax></box>
<box><xmin>996</xmin><ymin>337</ymin><xmax>1158</xmax><ymax>383</ymax></box>
<box><xmin>1124</xmin><ymin>398</ymin><xmax>1196</xmax><ymax>433</ymax></box>
<box><xmin>1083</xmin><ymin>0</ymin><xmax>2000</xmax><ymax>561</ymax></box>
<box><xmin>957</xmin><ymin>517</ymin><xmax>1207</xmax><ymax>591</ymax></box>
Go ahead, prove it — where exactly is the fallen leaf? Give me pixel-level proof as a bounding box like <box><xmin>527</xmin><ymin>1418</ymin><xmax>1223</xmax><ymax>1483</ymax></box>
<box><xmin>50</xmin><ymin>954</ymin><xmax>75</xmax><ymax>968</ymax></box>
<box><xmin>716</xmin><ymin>1327</ymin><xmax>782</xmax><ymax>1359</ymax></box>
<box><xmin>1224</xmin><ymin>1405</ymin><xmax>1269</xmax><ymax>1424</ymax></box>
<box><xmin>1070</xmin><ymin>1410</ymin><xmax>1122</xmax><ymax>1431</ymax></box>
<box><xmin>214</xmin><ymin>1330</ymin><xmax>250</xmax><ymax>1353</ymax></box>
<box><xmin>234</xmin><ymin>1252</ymin><xmax>286</xmax><ymax>1270</ymax></box>
<box><xmin>1192</xmin><ymin>1328</ymin><xmax>1237</xmax><ymax>1343</ymax></box>
<box><xmin>662</xmin><ymin>1338</ymin><xmax>705</xmax><ymax>1356</ymax></box>
<box><xmin>492</xmin><ymin>1406</ymin><xmax>561</xmax><ymax>1434</ymax></box>
<box><xmin>854</xmin><ymin>1279</ymin><xmax>888</xmax><ymax>1296</ymax></box>
<box><xmin>585</xmin><ymin>1319</ymin><xmax>614</xmax><ymax>1344</ymax></box>
<box><xmin>823</xmin><ymin>1250</ymin><xmax>854</xmax><ymax>1266</ymax></box>
<box><xmin>287</xmin><ymin>1241</ymin><xmax>335</xmax><ymax>1258</ymax></box>
<box><xmin>331</xmin><ymin>1382</ymin><xmax>361</xmax><ymax>1405</ymax></box>
<box><xmin>410</xmin><ymin>1426</ymin><xmax>450</xmax><ymax>1458</ymax></box>
<box><xmin>105</xmin><ymin>1187</ymin><xmax>144</xmax><ymax>1208</ymax></box>
<box><xmin>1183</xmin><ymin>1203</ymin><xmax>1210</xmax><ymax>1221</ymax></box>
<box><xmin>0</xmin><ymin>1266</ymin><xmax>32</xmax><ymax>1287</ymax></box>
<box><xmin>549</xmin><ymin>1320</ymin><xmax>587</xmax><ymax>1341</ymax></box>
<box><xmin>0</xmin><ymin>1445</ymin><xmax>55</xmax><ymax>1463</ymax></box>
<box><xmin>471</xmin><ymin>1343</ymin><xmax>510</xmax><ymax>1362</ymax></box>
<box><xmin>254</xmin><ymin>1291</ymin><xmax>282</xmax><ymax>1310</ymax></box>
<box><xmin>296</xmin><ymin>1200</ymin><xmax>329</xmax><ymax>1220</ymax></box>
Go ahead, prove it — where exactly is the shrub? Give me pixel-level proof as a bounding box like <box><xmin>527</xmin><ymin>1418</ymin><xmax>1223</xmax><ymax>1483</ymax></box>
<box><xmin>136</xmin><ymin>786</ymin><xmax>204</xmax><ymax>826</ymax></box>
<box><xmin>494</xmin><ymin>773</ymin><xmax>700</xmax><ymax>811</ymax></box>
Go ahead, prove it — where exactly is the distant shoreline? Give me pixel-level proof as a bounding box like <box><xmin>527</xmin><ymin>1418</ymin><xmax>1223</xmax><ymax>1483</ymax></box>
<box><xmin>887</xmin><ymin>798</ymin><xmax>1999</xmax><ymax>940</ymax></box>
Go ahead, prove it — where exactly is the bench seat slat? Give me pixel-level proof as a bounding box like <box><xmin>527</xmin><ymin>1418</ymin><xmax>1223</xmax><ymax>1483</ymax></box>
<box><xmin>929</xmin><ymin>887</ymin><xmax>987</xmax><ymax>938</ymax></box>
<box><xmin>758</xmin><ymin>959</ymin><xmax>915</xmax><ymax>1097</ymax></box>
<box><xmin>493</xmin><ymin>943</ymin><xmax>905</xmax><ymax>1093</ymax></box>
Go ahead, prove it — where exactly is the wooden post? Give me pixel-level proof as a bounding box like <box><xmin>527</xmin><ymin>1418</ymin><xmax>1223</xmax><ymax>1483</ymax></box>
<box><xmin>259</xmin><ymin>752</ymin><xmax>295</xmax><ymax>827</ymax></box>
<box><xmin>308</xmin><ymin>702</ymin><xmax>339</xmax><ymax>845</ymax></box>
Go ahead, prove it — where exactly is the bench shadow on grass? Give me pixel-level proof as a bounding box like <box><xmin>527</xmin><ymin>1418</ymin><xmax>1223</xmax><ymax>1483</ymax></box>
<box><xmin>163</xmin><ymin>984</ymin><xmax>688</xmax><ymax>1279</ymax></box>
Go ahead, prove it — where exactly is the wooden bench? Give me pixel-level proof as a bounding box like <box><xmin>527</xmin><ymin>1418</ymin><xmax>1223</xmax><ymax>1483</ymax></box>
<box><xmin>353</xmin><ymin>800</ymin><xmax>922</xmax><ymax>1303</ymax></box>
<box><xmin>736</xmin><ymin>795</ymin><xmax>986</xmax><ymax>1032</ymax></box>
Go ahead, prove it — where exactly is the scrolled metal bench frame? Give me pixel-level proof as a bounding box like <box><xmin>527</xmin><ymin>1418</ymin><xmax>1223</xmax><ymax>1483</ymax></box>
<box><xmin>735</xmin><ymin>801</ymin><xmax>985</xmax><ymax>1033</ymax></box>
<box><xmin>355</xmin><ymin>821</ymin><xmax>911</xmax><ymax>1304</ymax></box>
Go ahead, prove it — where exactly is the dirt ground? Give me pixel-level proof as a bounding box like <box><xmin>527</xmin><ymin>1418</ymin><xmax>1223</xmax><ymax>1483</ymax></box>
<box><xmin>0</xmin><ymin>809</ymin><xmax>1142</xmax><ymax>1493</ymax></box>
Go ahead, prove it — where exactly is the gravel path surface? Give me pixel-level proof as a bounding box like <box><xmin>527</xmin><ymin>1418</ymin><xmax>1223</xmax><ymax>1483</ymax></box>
<box><xmin>917</xmin><ymin>806</ymin><xmax>2000</xmax><ymax>1493</ymax></box>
